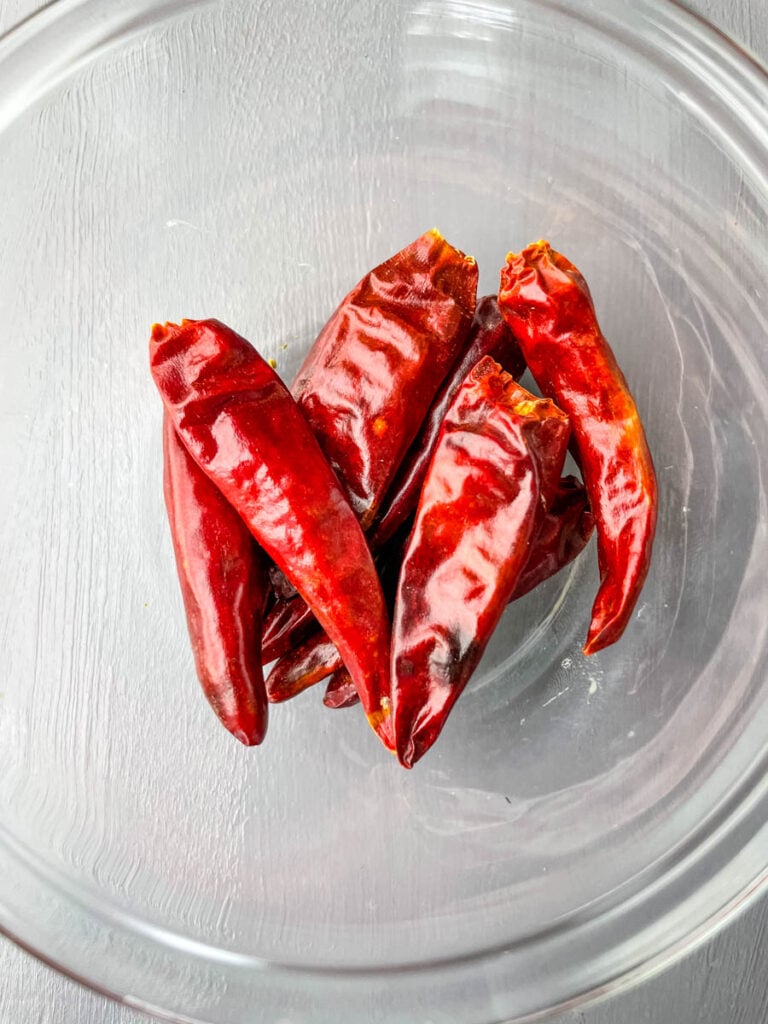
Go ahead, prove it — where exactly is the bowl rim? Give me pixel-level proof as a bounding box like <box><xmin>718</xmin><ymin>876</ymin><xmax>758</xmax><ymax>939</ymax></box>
<box><xmin>1</xmin><ymin>0</ymin><xmax>768</xmax><ymax>1022</ymax></box>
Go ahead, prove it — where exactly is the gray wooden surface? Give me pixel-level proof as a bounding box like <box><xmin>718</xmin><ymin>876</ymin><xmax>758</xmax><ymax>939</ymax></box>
<box><xmin>1</xmin><ymin>0</ymin><xmax>766</xmax><ymax>1022</ymax></box>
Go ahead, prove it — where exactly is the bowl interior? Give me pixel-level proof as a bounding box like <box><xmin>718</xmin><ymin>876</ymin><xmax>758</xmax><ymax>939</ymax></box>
<box><xmin>1</xmin><ymin>0</ymin><xmax>768</xmax><ymax>1021</ymax></box>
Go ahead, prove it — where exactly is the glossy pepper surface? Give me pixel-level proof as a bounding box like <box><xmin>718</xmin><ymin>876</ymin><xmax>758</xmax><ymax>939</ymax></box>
<box><xmin>372</xmin><ymin>294</ymin><xmax>525</xmax><ymax>547</ymax></box>
<box><xmin>266</xmin><ymin>520</ymin><xmax>412</xmax><ymax>703</ymax></box>
<box><xmin>162</xmin><ymin>414</ymin><xmax>269</xmax><ymax>745</ymax></box>
<box><xmin>391</xmin><ymin>357</ymin><xmax>571</xmax><ymax>767</ymax></box>
<box><xmin>324</xmin><ymin>669</ymin><xmax>360</xmax><ymax>709</ymax></box>
<box><xmin>498</xmin><ymin>241</ymin><xmax>657</xmax><ymax>654</ymax></box>
<box><xmin>512</xmin><ymin>475</ymin><xmax>594</xmax><ymax>599</ymax></box>
<box><xmin>267</xmin><ymin>476</ymin><xmax>593</xmax><ymax>706</ymax></box>
<box><xmin>293</xmin><ymin>228</ymin><xmax>478</xmax><ymax>529</ymax></box>
<box><xmin>261</xmin><ymin>597</ymin><xmax>316</xmax><ymax>665</ymax></box>
<box><xmin>150</xmin><ymin>318</ymin><xmax>393</xmax><ymax>746</ymax></box>
<box><xmin>261</xmin><ymin>229</ymin><xmax>479</xmax><ymax>660</ymax></box>
<box><xmin>266</xmin><ymin>631</ymin><xmax>341</xmax><ymax>704</ymax></box>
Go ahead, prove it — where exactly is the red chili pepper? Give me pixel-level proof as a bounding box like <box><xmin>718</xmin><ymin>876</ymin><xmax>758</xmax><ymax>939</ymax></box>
<box><xmin>261</xmin><ymin>229</ymin><xmax>479</xmax><ymax>661</ymax></box>
<box><xmin>512</xmin><ymin>475</ymin><xmax>594</xmax><ymax>599</ymax></box>
<box><xmin>162</xmin><ymin>414</ymin><xmax>269</xmax><ymax>745</ymax></box>
<box><xmin>267</xmin><ymin>476</ymin><xmax>593</xmax><ymax>705</ymax></box>
<box><xmin>391</xmin><ymin>357</ymin><xmax>571</xmax><ymax>767</ymax></box>
<box><xmin>267</xmin><ymin>629</ymin><xmax>343</xmax><ymax>702</ymax></box>
<box><xmin>498</xmin><ymin>241</ymin><xmax>658</xmax><ymax>654</ymax></box>
<box><xmin>267</xmin><ymin>564</ymin><xmax>298</xmax><ymax>601</ymax></box>
<box><xmin>324</xmin><ymin>669</ymin><xmax>360</xmax><ymax>709</ymax></box>
<box><xmin>267</xmin><ymin>522</ymin><xmax>411</xmax><ymax>703</ymax></box>
<box><xmin>267</xmin><ymin>631</ymin><xmax>341</xmax><ymax>704</ymax></box>
<box><xmin>371</xmin><ymin>294</ymin><xmax>525</xmax><ymax>548</ymax></box>
<box><xmin>150</xmin><ymin>318</ymin><xmax>393</xmax><ymax>747</ymax></box>
<box><xmin>293</xmin><ymin>228</ymin><xmax>478</xmax><ymax>529</ymax></box>
<box><xmin>261</xmin><ymin>597</ymin><xmax>316</xmax><ymax>664</ymax></box>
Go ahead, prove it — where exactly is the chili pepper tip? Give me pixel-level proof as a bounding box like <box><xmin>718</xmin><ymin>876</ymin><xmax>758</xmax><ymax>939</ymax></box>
<box><xmin>151</xmin><ymin>319</ymin><xmax>196</xmax><ymax>341</ymax></box>
<box><xmin>582</xmin><ymin>605</ymin><xmax>629</xmax><ymax>657</ymax></box>
<box><xmin>425</xmin><ymin>226</ymin><xmax>477</xmax><ymax>267</ymax></box>
<box><xmin>231</xmin><ymin>727</ymin><xmax>261</xmax><ymax>747</ymax></box>
<box><xmin>150</xmin><ymin>321</ymin><xmax>172</xmax><ymax>341</ymax></box>
<box><xmin>505</xmin><ymin>240</ymin><xmax>552</xmax><ymax>265</ymax></box>
<box><xmin>367</xmin><ymin>704</ymin><xmax>395</xmax><ymax>751</ymax></box>
<box><xmin>397</xmin><ymin>729</ymin><xmax>427</xmax><ymax>769</ymax></box>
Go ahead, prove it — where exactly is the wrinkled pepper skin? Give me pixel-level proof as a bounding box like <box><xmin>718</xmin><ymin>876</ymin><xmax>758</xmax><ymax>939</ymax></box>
<box><xmin>372</xmin><ymin>295</ymin><xmax>525</xmax><ymax>548</ymax></box>
<box><xmin>150</xmin><ymin>319</ymin><xmax>393</xmax><ymax>747</ymax></box>
<box><xmin>261</xmin><ymin>597</ymin><xmax>316</xmax><ymax>664</ymax></box>
<box><xmin>162</xmin><ymin>414</ymin><xmax>269</xmax><ymax>745</ymax></box>
<box><xmin>267</xmin><ymin>476</ymin><xmax>593</xmax><ymax>705</ymax></box>
<box><xmin>391</xmin><ymin>357</ymin><xmax>571</xmax><ymax>767</ymax></box>
<box><xmin>266</xmin><ymin>521</ymin><xmax>413</xmax><ymax>703</ymax></box>
<box><xmin>324</xmin><ymin>669</ymin><xmax>360</xmax><ymax>709</ymax></box>
<box><xmin>293</xmin><ymin>228</ymin><xmax>478</xmax><ymax>529</ymax></box>
<box><xmin>512</xmin><ymin>475</ymin><xmax>594</xmax><ymax>599</ymax></box>
<box><xmin>261</xmin><ymin>229</ymin><xmax>479</xmax><ymax>661</ymax></box>
<box><xmin>267</xmin><ymin>627</ymin><xmax>343</xmax><ymax>701</ymax></box>
<box><xmin>498</xmin><ymin>241</ymin><xmax>658</xmax><ymax>654</ymax></box>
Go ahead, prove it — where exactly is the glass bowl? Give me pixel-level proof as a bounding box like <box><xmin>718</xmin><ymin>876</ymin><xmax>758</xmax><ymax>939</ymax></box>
<box><xmin>1</xmin><ymin>1</ymin><xmax>768</xmax><ymax>1022</ymax></box>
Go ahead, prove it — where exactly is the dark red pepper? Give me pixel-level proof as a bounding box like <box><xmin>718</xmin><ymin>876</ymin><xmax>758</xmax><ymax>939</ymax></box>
<box><xmin>267</xmin><ymin>520</ymin><xmax>412</xmax><ymax>703</ymax></box>
<box><xmin>162</xmin><ymin>414</ymin><xmax>269</xmax><ymax>745</ymax></box>
<box><xmin>293</xmin><ymin>228</ymin><xmax>478</xmax><ymax>528</ymax></box>
<box><xmin>498</xmin><ymin>241</ymin><xmax>658</xmax><ymax>654</ymax></box>
<box><xmin>512</xmin><ymin>475</ymin><xmax>594</xmax><ymax>599</ymax></box>
<box><xmin>391</xmin><ymin>357</ymin><xmax>571</xmax><ymax>767</ymax></box>
<box><xmin>261</xmin><ymin>598</ymin><xmax>316</xmax><ymax>665</ymax></box>
<box><xmin>371</xmin><ymin>295</ymin><xmax>525</xmax><ymax>548</ymax></box>
<box><xmin>324</xmin><ymin>669</ymin><xmax>360</xmax><ymax>709</ymax></box>
<box><xmin>262</xmin><ymin>229</ymin><xmax>479</xmax><ymax>662</ymax></box>
<box><xmin>267</xmin><ymin>475</ymin><xmax>593</xmax><ymax>705</ymax></box>
<box><xmin>267</xmin><ymin>631</ymin><xmax>341</xmax><ymax>704</ymax></box>
<box><xmin>150</xmin><ymin>318</ymin><xmax>394</xmax><ymax>747</ymax></box>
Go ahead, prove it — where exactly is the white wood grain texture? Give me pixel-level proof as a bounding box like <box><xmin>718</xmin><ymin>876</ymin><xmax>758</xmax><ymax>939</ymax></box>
<box><xmin>0</xmin><ymin>1</ymin><xmax>767</xmax><ymax>1023</ymax></box>
<box><xmin>0</xmin><ymin>0</ymin><xmax>43</xmax><ymax>35</ymax></box>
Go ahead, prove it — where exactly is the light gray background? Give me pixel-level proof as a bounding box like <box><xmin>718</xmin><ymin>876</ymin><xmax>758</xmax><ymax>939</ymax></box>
<box><xmin>0</xmin><ymin>1</ymin><xmax>766</xmax><ymax>1022</ymax></box>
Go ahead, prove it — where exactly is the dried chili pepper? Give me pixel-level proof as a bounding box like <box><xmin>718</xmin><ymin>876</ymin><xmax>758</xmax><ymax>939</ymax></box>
<box><xmin>372</xmin><ymin>294</ymin><xmax>525</xmax><ymax>548</ymax></box>
<box><xmin>268</xmin><ymin>476</ymin><xmax>593</xmax><ymax>705</ymax></box>
<box><xmin>261</xmin><ymin>597</ymin><xmax>316</xmax><ymax>664</ymax></box>
<box><xmin>498</xmin><ymin>241</ymin><xmax>657</xmax><ymax>654</ymax></box>
<box><xmin>513</xmin><ymin>475</ymin><xmax>594</xmax><ymax>599</ymax></box>
<box><xmin>391</xmin><ymin>357</ymin><xmax>571</xmax><ymax>767</ymax></box>
<box><xmin>261</xmin><ymin>229</ymin><xmax>479</xmax><ymax>661</ymax></box>
<box><xmin>324</xmin><ymin>669</ymin><xmax>360</xmax><ymax>709</ymax></box>
<box><xmin>267</xmin><ymin>631</ymin><xmax>341</xmax><ymax>704</ymax></box>
<box><xmin>162</xmin><ymin>414</ymin><xmax>269</xmax><ymax>745</ymax></box>
<box><xmin>150</xmin><ymin>318</ymin><xmax>393</xmax><ymax>747</ymax></box>
<box><xmin>293</xmin><ymin>228</ymin><xmax>478</xmax><ymax>528</ymax></box>
<box><xmin>267</xmin><ymin>628</ymin><xmax>342</xmax><ymax>702</ymax></box>
<box><xmin>267</xmin><ymin>520</ymin><xmax>412</xmax><ymax>703</ymax></box>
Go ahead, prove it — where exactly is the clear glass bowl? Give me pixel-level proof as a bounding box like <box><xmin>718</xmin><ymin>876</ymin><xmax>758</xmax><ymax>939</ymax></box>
<box><xmin>1</xmin><ymin>1</ymin><xmax>768</xmax><ymax>1021</ymax></box>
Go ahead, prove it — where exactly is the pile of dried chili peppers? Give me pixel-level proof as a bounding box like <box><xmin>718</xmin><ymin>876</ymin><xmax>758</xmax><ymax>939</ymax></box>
<box><xmin>150</xmin><ymin>231</ymin><xmax>657</xmax><ymax>767</ymax></box>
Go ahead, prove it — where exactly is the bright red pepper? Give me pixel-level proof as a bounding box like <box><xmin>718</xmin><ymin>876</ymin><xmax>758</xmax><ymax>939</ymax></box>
<box><xmin>150</xmin><ymin>318</ymin><xmax>393</xmax><ymax>747</ymax></box>
<box><xmin>391</xmin><ymin>357</ymin><xmax>571</xmax><ymax>767</ymax></box>
<box><xmin>162</xmin><ymin>414</ymin><xmax>269</xmax><ymax>745</ymax></box>
<box><xmin>498</xmin><ymin>241</ymin><xmax>658</xmax><ymax>654</ymax></box>
<box><xmin>371</xmin><ymin>295</ymin><xmax>525</xmax><ymax>548</ymax></box>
